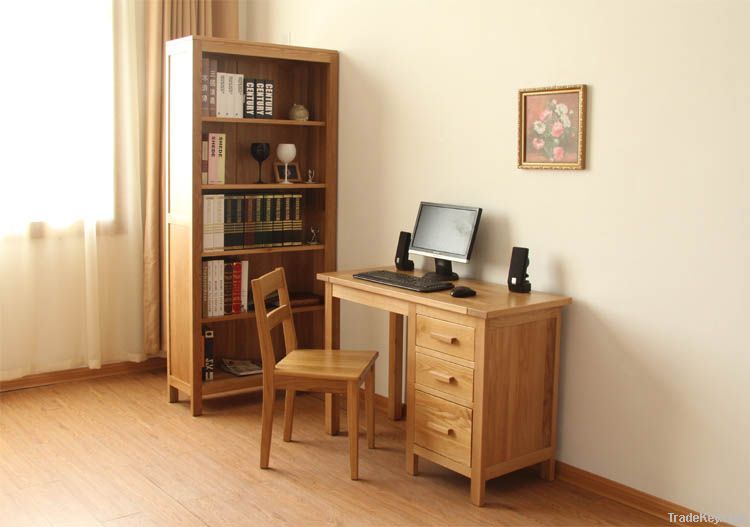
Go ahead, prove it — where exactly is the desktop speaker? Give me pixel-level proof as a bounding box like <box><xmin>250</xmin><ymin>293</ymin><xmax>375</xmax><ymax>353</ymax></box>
<box><xmin>395</xmin><ymin>231</ymin><xmax>415</xmax><ymax>271</ymax></box>
<box><xmin>508</xmin><ymin>247</ymin><xmax>531</xmax><ymax>293</ymax></box>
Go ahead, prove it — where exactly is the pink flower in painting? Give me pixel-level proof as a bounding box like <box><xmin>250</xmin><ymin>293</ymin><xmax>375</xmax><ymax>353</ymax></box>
<box><xmin>532</xmin><ymin>138</ymin><xmax>545</xmax><ymax>150</ymax></box>
<box><xmin>539</xmin><ymin>109</ymin><xmax>552</xmax><ymax>121</ymax></box>
<box><xmin>551</xmin><ymin>122</ymin><xmax>564</xmax><ymax>138</ymax></box>
<box><xmin>553</xmin><ymin>146</ymin><xmax>565</xmax><ymax>161</ymax></box>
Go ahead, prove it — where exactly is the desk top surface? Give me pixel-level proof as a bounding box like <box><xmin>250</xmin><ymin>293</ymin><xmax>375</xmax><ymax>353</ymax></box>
<box><xmin>317</xmin><ymin>266</ymin><xmax>572</xmax><ymax>320</ymax></box>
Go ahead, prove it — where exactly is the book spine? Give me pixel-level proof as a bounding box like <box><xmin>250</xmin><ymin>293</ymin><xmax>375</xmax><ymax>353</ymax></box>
<box><xmin>224</xmin><ymin>196</ymin><xmax>231</xmax><ymax>250</ymax></box>
<box><xmin>217</xmin><ymin>72</ymin><xmax>226</xmax><ymax>117</ymax></box>
<box><xmin>240</xmin><ymin>260</ymin><xmax>249</xmax><ymax>312</ymax></box>
<box><xmin>283</xmin><ymin>194</ymin><xmax>292</xmax><ymax>246</ymax></box>
<box><xmin>201</xmin><ymin>139</ymin><xmax>209</xmax><ymax>184</ymax></box>
<box><xmin>208</xmin><ymin>261</ymin><xmax>215</xmax><ymax>316</ymax></box>
<box><xmin>264</xmin><ymin>80</ymin><xmax>274</xmax><ymax>119</ymax></box>
<box><xmin>265</xmin><ymin>194</ymin><xmax>273</xmax><ymax>247</ymax></box>
<box><xmin>214</xmin><ymin>194</ymin><xmax>224</xmax><ymax>250</ymax></box>
<box><xmin>274</xmin><ymin>194</ymin><xmax>282</xmax><ymax>247</ymax></box>
<box><xmin>201</xmin><ymin>58</ymin><xmax>209</xmax><ymax>116</ymax></box>
<box><xmin>226</xmin><ymin>73</ymin><xmax>235</xmax><ymax>118</ymax></box>
<box><xmin>295</xmin><ymin>194</ymin><xmax>303</xmax><ymax>245</ymax></box>
<box><xmin>209</xmin><ymin>59</ymin><xmax>218</xmax><ymax>116</ymax></box>
<box><xmin>203</xmin><ymin>329</ymin><xmax>214</xmax><ymax>381</ymax></box>
<box><xmin>202</xmin><ymin>261</ymin><xmax>208</xmax><ymax>317</ymax></box>
<box><xmin>217</xmin><ymin>133</ymin><xmax>226</xmax><ymax>184</ymax></box>
<box><xmin>202</xmin><ymin>195</ymin><xmax>212</xmax><ymax>250</ymax></box>
<box><xmin>208</xmin><ymin>133</ymin><xmax>218</xmax><ymax>184</ymax></box>
<box><xmin>232</xmin><ymin>261</ymin><xmax>242</xmax><ymax>314</ymax></box>
<box><xmin>235</xmin><ymin>74</ymin><xmax>244</xmax><ymax>118</ymax></box>
<box><xmin>223</xmin><ymin>262</ymin><xmax>232</xmax><ymax>315</ymax></box>
<box><xmin>255</xmin><ymin>80</ymin><xmax>265</xmax><ymax>120</ymax></box>
<box><xmin>244</xmin><ymin>79</ymin><xmax>256</xmax><ymax>118</ymax></box>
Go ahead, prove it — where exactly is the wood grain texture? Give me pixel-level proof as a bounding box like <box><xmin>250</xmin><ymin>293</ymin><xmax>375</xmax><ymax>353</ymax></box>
<box><xmin>415</xmin><ymin>353</ymin><xmax>474</xmax><ymax>405</ymax></box>
<box><xmin>416</xmin><ymin>315</ymin><xmax>475</xmax><ymax>361</ymax></box>
<box><xmin>0</xmin><ymin>371</ymin><xmax>672</xmax><ymax>526</ymax></box>
<box><xmin>414</xmin><ymin>391</ymin><xmax>473</xmax><ymax>466</ymax></box>
<box><xmin>388</xmin><ymin>313</ymin><xmax>405</xmax><ymax>420</ymax></box>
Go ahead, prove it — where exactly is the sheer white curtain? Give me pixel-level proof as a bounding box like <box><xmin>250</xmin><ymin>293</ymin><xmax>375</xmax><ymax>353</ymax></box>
<box><xmin>0</xmin><ymin>1</ymin><xmax>149</xmax><ymax>380</ymax></box>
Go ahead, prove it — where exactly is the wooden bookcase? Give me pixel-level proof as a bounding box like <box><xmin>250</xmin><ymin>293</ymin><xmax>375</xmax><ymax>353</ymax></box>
<box><xmin>163</xmin><ymin>36</ymin><xmax>339</xmax><ymax>416</ymax></box>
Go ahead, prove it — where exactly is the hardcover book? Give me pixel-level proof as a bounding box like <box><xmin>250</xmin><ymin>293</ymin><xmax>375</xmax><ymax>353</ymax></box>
<box><xmin>208</xmin><ymin>59</ymin><xmax>218</xmax><ymax>116</ymax></box>
<box><xmin>244</xmin><ymin>78</ymin><xmax>256</xmax><ymax>118</ymax></box>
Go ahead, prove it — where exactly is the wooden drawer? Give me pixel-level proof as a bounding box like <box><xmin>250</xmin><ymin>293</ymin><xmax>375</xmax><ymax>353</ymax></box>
<box><xmin>416</xmin><ymin>315</ymin><xmax>475</xmax><ymax>361</ymax></box>
<box><xmin>415</xmin><ymin>352</ymin><xmax>474</xmax><ymax>405</ymax></box>
<box><xmin>414</xmin><ymin>390</ymin><xmax>473</xmax><ymax>466</ymax></box>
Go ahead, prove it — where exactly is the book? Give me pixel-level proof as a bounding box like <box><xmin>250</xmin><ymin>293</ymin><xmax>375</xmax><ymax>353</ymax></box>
<box><xmin>207</xmin><ymin>133</ymin><xmax>226</xmax><ymax>184</ymax></box>
<box><xmin>234</xmin><ymin>73</ymin><xmax>244</xmax><ymax>118</ymax></box>
<box><xmin>226</xmin><ymin>73</ymin><xmax>235</xmax><ymax>118</ymax></box>
<box><xmin>220</xmin><ymin>358</ymin><xmax>262</xmax><ymax>376</ymax></box>
<box><xmin>203</xmin><ymin>329</ymin><xmax>215</xmax><ymax>381</ymax></box>
<box><xmin>208</xmin><ymin>59</ymin><xmax>218</xmax><ymax>116</ymax></box>
<box><xmin>201</xmin><ymin>139</ymin><xmax>208</xmax><ymax>184</ymax></box>
<box><xmin>264</xmin><ymin>79</ymin><xmax>274</xmax><ymax>118</ymax></box>
<box><xmin>217</xmin><ymin>72</ymin><xmax>229</xmax><ymax>117</ymax></box>
<box><xmin>201</xmin><ymin>58</ymin><xmax>209</xmax><ymax>116</ymax></box>
<box><xmin>224</xmin><ymin>262</ymin><xmax>232</xmax><ymax>315</ymax></box>
<box><xmin>202</xmin><ymin>261</ymin><xmax>209</xmax><ymax>316</ymax></box>
<box><xmin>232</xmin><ymin>261</ymin><xmax>242</xmax><ymax>314</ymax></box>
<box><xmin>240</xmin><ymin>260</ymin><xmax>249</xmax><ymax>312</ymax></box>
<box><xmin>203</xmin><ymin>195</ymin><xmax>213</xmax><ymax>250</ymax></box>
<box><xmin>255</xmin><ymin>79</ymin><xmax>265</xmax><ymax>120</ymax></box>
<box><xmin>213</xmin><ymin>194</ymin><xmax>225</xmax><ymax>249</ymax></box>
<box><xmin>244</xmin><ymin>78</ymin><xmax>256</xmax><ymax>118</ymax></box>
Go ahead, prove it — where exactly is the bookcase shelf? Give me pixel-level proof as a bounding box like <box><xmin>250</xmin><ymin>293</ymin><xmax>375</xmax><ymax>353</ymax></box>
<box><xmin>201</xmin><ymin>303</ymin><xmax>323</xmax><ymax>324</ymax></box>
<box><xmin>164</xmin><ymin>36</ymin><xmax>339</xmax><ymax>416</ymax></box>
<box><xmin>202</xmin><ymin>244</ymin><xmax>324</xmax><ymax>258</ymax></box>
<box><xmin>202</xmin><ymin>183</ymin><xmax>326</xmax><ymax>190</ymax></box>
<box><xmin>202</xmin><ymin>116</ymin><xmax>325</xmax><ymax>127</ymax></box>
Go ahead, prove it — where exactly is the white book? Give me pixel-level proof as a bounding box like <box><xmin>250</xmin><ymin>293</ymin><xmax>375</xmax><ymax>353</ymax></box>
<box><xmin>203</xmin><ymin>195</ymin><xmax>212</xmax><ymax>250</ymax></box>
<box><xmin>217</xmin><ymin>260</ymin><xmax>225</xmax><ymax>316</ymax></box>
<box><xmin>217</xmin><ymin>72</ymin><xmax>228</xmax><ymax>117</ymax></box>
<box><xmin>214</xmin><ymin>194</ymin><xmax>224</xmax><ymax>249</ymax></box>
<box><xmin>234</xmin><ymin>74</ymin><xmax>244</xmax><ymax>118</ymax></box>
<box><xmin>208</xmin><ymin>260</ymin><xmax>215</xmax><ymax>317</ymax></box>
<box><xmin>226</xmin><ymin>73</ymin><xmax>235</xmax><ymax>117</ymax></box>
<box><xmin>240</xmin><ymin>260</ymin><xmax>249</xmax><ymax>312</ymax></box>
<box><xmin>216</xmin><ymin>133</ymin><xmax>226</xmax><ymax>183</ymax></box>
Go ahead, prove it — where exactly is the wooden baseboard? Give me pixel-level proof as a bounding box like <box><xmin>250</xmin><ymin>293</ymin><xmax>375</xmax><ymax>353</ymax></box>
<box><xmin>0</xmin><ymin>358</ymin><xmax>166</xmax><ymax>393</ymax></box>
<box><xmin>556</xmin><ymin>461</ymin><xmax>733</xmax><ymax>526</ymax></box>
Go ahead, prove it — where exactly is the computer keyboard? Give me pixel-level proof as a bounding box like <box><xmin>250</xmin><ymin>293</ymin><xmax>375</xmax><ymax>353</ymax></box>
<box><xmin>353</xmin><ymin>270</ymin><xmax>454</xmax><ymax>292</ymax></box>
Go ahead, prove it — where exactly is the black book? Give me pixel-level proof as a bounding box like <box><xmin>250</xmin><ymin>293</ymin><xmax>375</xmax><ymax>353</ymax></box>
<box><xmin>203</xmin><ymin>329</ymin><xmax>214</xmax><ymax>381</ymax></box>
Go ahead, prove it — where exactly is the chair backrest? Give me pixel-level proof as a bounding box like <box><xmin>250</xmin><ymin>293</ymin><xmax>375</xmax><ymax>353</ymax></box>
<box><xmin>251</xmin><ymin>267</ymin><xmax>298</xmax><ymax>374</ymax></box>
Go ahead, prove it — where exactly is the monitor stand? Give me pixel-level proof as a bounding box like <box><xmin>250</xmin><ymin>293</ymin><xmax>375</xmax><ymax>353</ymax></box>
<box><xmin>423</xmin><ymin>258</ymin><xmax>459</xmax><ymax>282</ymax></box>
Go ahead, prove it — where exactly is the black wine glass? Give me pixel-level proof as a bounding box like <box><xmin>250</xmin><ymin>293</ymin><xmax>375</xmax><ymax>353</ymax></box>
<box><xmin>250</xmin><ymin>143</ymin><xmax>271</xmax><ymax>184</ymax></box>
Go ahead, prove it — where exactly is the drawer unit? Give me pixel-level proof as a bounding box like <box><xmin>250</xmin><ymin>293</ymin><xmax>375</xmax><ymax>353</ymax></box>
<box><xmin>414</xmin><ymin>390</ymin><xmax>473</xmax><ymax>466</ymax></box>
<box><xmin>415</xmin><ymin>351</ymin><xmax>474</xmax><ymax>405</ymax></box>
<box><xmin>415</xmin><ymin>315</ymin><xmax>475</xmax><ymax>361</ymax></box>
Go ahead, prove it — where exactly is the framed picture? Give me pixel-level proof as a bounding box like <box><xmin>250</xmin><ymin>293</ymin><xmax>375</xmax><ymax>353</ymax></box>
<box><xmin>273</xmin><ymin>162</ymin><xmax>302</xmax><ymax>183</ymax></box>
<box><xmin>518</xmin><ymin>85</ymin><xmax>587</xmax><ymax>170</ymax></box>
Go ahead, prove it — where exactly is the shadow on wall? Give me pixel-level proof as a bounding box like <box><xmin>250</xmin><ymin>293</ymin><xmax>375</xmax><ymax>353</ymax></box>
<box><xmin>337</xmin><ymin>53</ymin><xmax>389</xmax><ymax>268</ymax></box>
<box><xmin>463</xmin><ymin>209</ymin><xmax>510</xmax><ymax>282</ymax></box>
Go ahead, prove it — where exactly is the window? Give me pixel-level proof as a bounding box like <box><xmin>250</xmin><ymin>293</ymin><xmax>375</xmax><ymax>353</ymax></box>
<box><xmin>0</xmin><ymin>1</ymin><xmax>114</xmax><ymax>235</ymax></box>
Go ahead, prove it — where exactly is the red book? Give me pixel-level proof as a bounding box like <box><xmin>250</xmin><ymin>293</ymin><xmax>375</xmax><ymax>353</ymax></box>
<box><xmin>232</xmin><ymin>262</ymin><xmax>242</xmax><ymax>314</ymax></box>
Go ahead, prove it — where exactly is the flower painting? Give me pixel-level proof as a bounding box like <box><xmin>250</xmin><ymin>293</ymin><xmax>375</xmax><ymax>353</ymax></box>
<box><xmin>518</xmin><ymin>85</ymin><xmax>586</xmax><ymax>169</ymax></box>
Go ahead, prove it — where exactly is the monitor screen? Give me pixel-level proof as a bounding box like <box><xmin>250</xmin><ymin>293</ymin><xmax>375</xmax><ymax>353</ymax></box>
<box><xmin>409</xmin><ymin>202</ymin><xmax>481</xmax><ymax>263</ymax></box>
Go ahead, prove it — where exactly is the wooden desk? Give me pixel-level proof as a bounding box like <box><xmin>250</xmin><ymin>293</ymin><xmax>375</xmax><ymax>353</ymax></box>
<box><xmin>317</xmin><ymin>267</ymin><xmax>571</xmax><ymax>506</ymax></box>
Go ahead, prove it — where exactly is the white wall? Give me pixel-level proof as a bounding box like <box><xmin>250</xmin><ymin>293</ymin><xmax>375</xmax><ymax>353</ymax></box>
<box><xmin>245</xmin><ymin>1</ymin><xmax>750</xmax><ymax>523</ymax></box>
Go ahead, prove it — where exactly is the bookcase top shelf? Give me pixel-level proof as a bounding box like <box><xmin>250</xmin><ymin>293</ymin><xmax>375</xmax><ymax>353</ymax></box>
<box><xmin>202</xmin><ymin>244</ymin><xmax>325</xmax><ymax>258</ymax></box>
<box><xmin>201</xmin><ymin>303</ymin><xmax>323</xmax><ymax>324</ymax></box>
<box><xmin>202</xmin><ymin>184</ymin><xmax>326</xmax><ymax>190</ymax></box>
<box><xmin>202</xmin><ymin>116</ymin><xmax>325</xmax><ymax>127</ymax></box>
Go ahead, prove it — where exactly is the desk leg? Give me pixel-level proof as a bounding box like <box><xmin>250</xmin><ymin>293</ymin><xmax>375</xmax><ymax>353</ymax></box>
<box><xmin>388</xmin><ymin>313</ymin><xmax>404</xmax><ymax>421</ymax></box>
<box><xmin>405</xmin><ymin>305</ymin><xmax>419</xmax><ymax>475</ymax></box>
<box><xmin>324</xmin><ymin>282</ymin><xmax>340</xmax><ymax>435</ymax></box>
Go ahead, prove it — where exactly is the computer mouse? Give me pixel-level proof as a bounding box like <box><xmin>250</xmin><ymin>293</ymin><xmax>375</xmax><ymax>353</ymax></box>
<box><xmin>450</xmin><ymin>286</ymin><xmax>476</xmax><ymax>298</ymax></box>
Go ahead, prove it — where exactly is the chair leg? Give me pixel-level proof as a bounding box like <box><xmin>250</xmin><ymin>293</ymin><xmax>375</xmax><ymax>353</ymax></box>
<box><xmin>347</xmin><ymin>381</ymin><xmax>359</xmax><ymax>480</ymax></box>
<box><xmin>365</xmin><ymin>368</ymin><xmax>375</xmax><ymax>449</ymax></box>
<box><xmin>260</xmin><ymin>387</ymin><xmax>275</xmax><ymax>469</ymax></box>
<box><xmin>283</xmin><ymin>389</ymin><xmax>296</xmax><ymax>442</ymax></box>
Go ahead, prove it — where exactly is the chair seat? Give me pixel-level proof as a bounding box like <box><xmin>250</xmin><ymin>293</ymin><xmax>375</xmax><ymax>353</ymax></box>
<box><xmin>275</xmin><ymin>349</ymin><xmax>378</xmax><ymax>381</ymax></box>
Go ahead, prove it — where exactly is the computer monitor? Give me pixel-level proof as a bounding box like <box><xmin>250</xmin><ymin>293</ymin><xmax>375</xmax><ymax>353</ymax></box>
<box><xmin>409</xmin><ymin>202</ymin><xmax>482</xmax><ymax>281</ymax></box>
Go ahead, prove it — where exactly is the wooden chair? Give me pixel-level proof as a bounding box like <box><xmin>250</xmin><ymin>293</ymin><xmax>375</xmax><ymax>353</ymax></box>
<box><xmin>251</xmin><ymin>267</ymin><xmax>378</xmax><ymax>480</ymax></box>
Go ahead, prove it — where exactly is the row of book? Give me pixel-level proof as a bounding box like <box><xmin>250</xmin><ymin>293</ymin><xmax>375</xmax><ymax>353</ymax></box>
<box><xmin>202</xmin><ymin>259</ymin><xmax>250</xmax><ymax>318</ymax></box>
<box><xmin>201</xmin><ymin>327</ymin><xmax>262</xmax><ymax>382</ymax></box>
<box><xmin>202</xmin><ymin>133</ymin><xmax>226</xmax><ymax>184</ymax></box>
<box><xmin>201</xmin><ymin>58</ymin><xmax>275</xmax><ymax>119</ymax></box>
<box><xmin>203</xmin><ymin>194</ymin><xmax>305</xmax><ymax>251</ymax></box>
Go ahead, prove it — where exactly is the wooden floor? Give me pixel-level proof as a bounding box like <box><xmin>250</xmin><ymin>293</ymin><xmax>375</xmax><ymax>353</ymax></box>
<box><xmin>0</xmin><ymin>371</ymin><xmax>668</xmax><ymax>526</ymax></box>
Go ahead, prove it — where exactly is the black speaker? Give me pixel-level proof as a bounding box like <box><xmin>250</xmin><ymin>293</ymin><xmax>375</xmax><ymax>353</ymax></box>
<box><xmin>508</xmin><ymin>247</ymin><xmax>531</xmax><ymax>293</ymax></box>
<box><xmin>395</xmin><ymin>231</ymin><xmax>415</xmax><ymax>271</ymax></box>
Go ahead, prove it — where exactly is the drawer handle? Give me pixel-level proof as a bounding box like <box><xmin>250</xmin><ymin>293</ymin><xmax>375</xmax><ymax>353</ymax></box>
<box><xmin>426</xmin><ymin>422</ymin><xmax>453</xmax><ymax>435</ymax></box>
<box><xmin>429</xmin><ymin>370</ymin><xmax>455</xmax><ymax>384</ymax></box>
<box><xmin>430</xmin><ymin>332</ymin><xmax>457</xmax><ymax>345</ymax></box>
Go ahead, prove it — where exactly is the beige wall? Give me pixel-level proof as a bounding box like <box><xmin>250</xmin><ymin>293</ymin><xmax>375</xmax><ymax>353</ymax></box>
<box><xmin>245</xmin><ymin>0</ymin><xmax>750</xmax><ymax>522</ymax></box>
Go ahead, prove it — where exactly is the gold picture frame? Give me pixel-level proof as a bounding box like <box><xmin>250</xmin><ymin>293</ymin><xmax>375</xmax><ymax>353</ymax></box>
<box><xmin>518</xmin><ymin>85</ymin><xmax>587</xmax><ymax>170</ymax></box>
